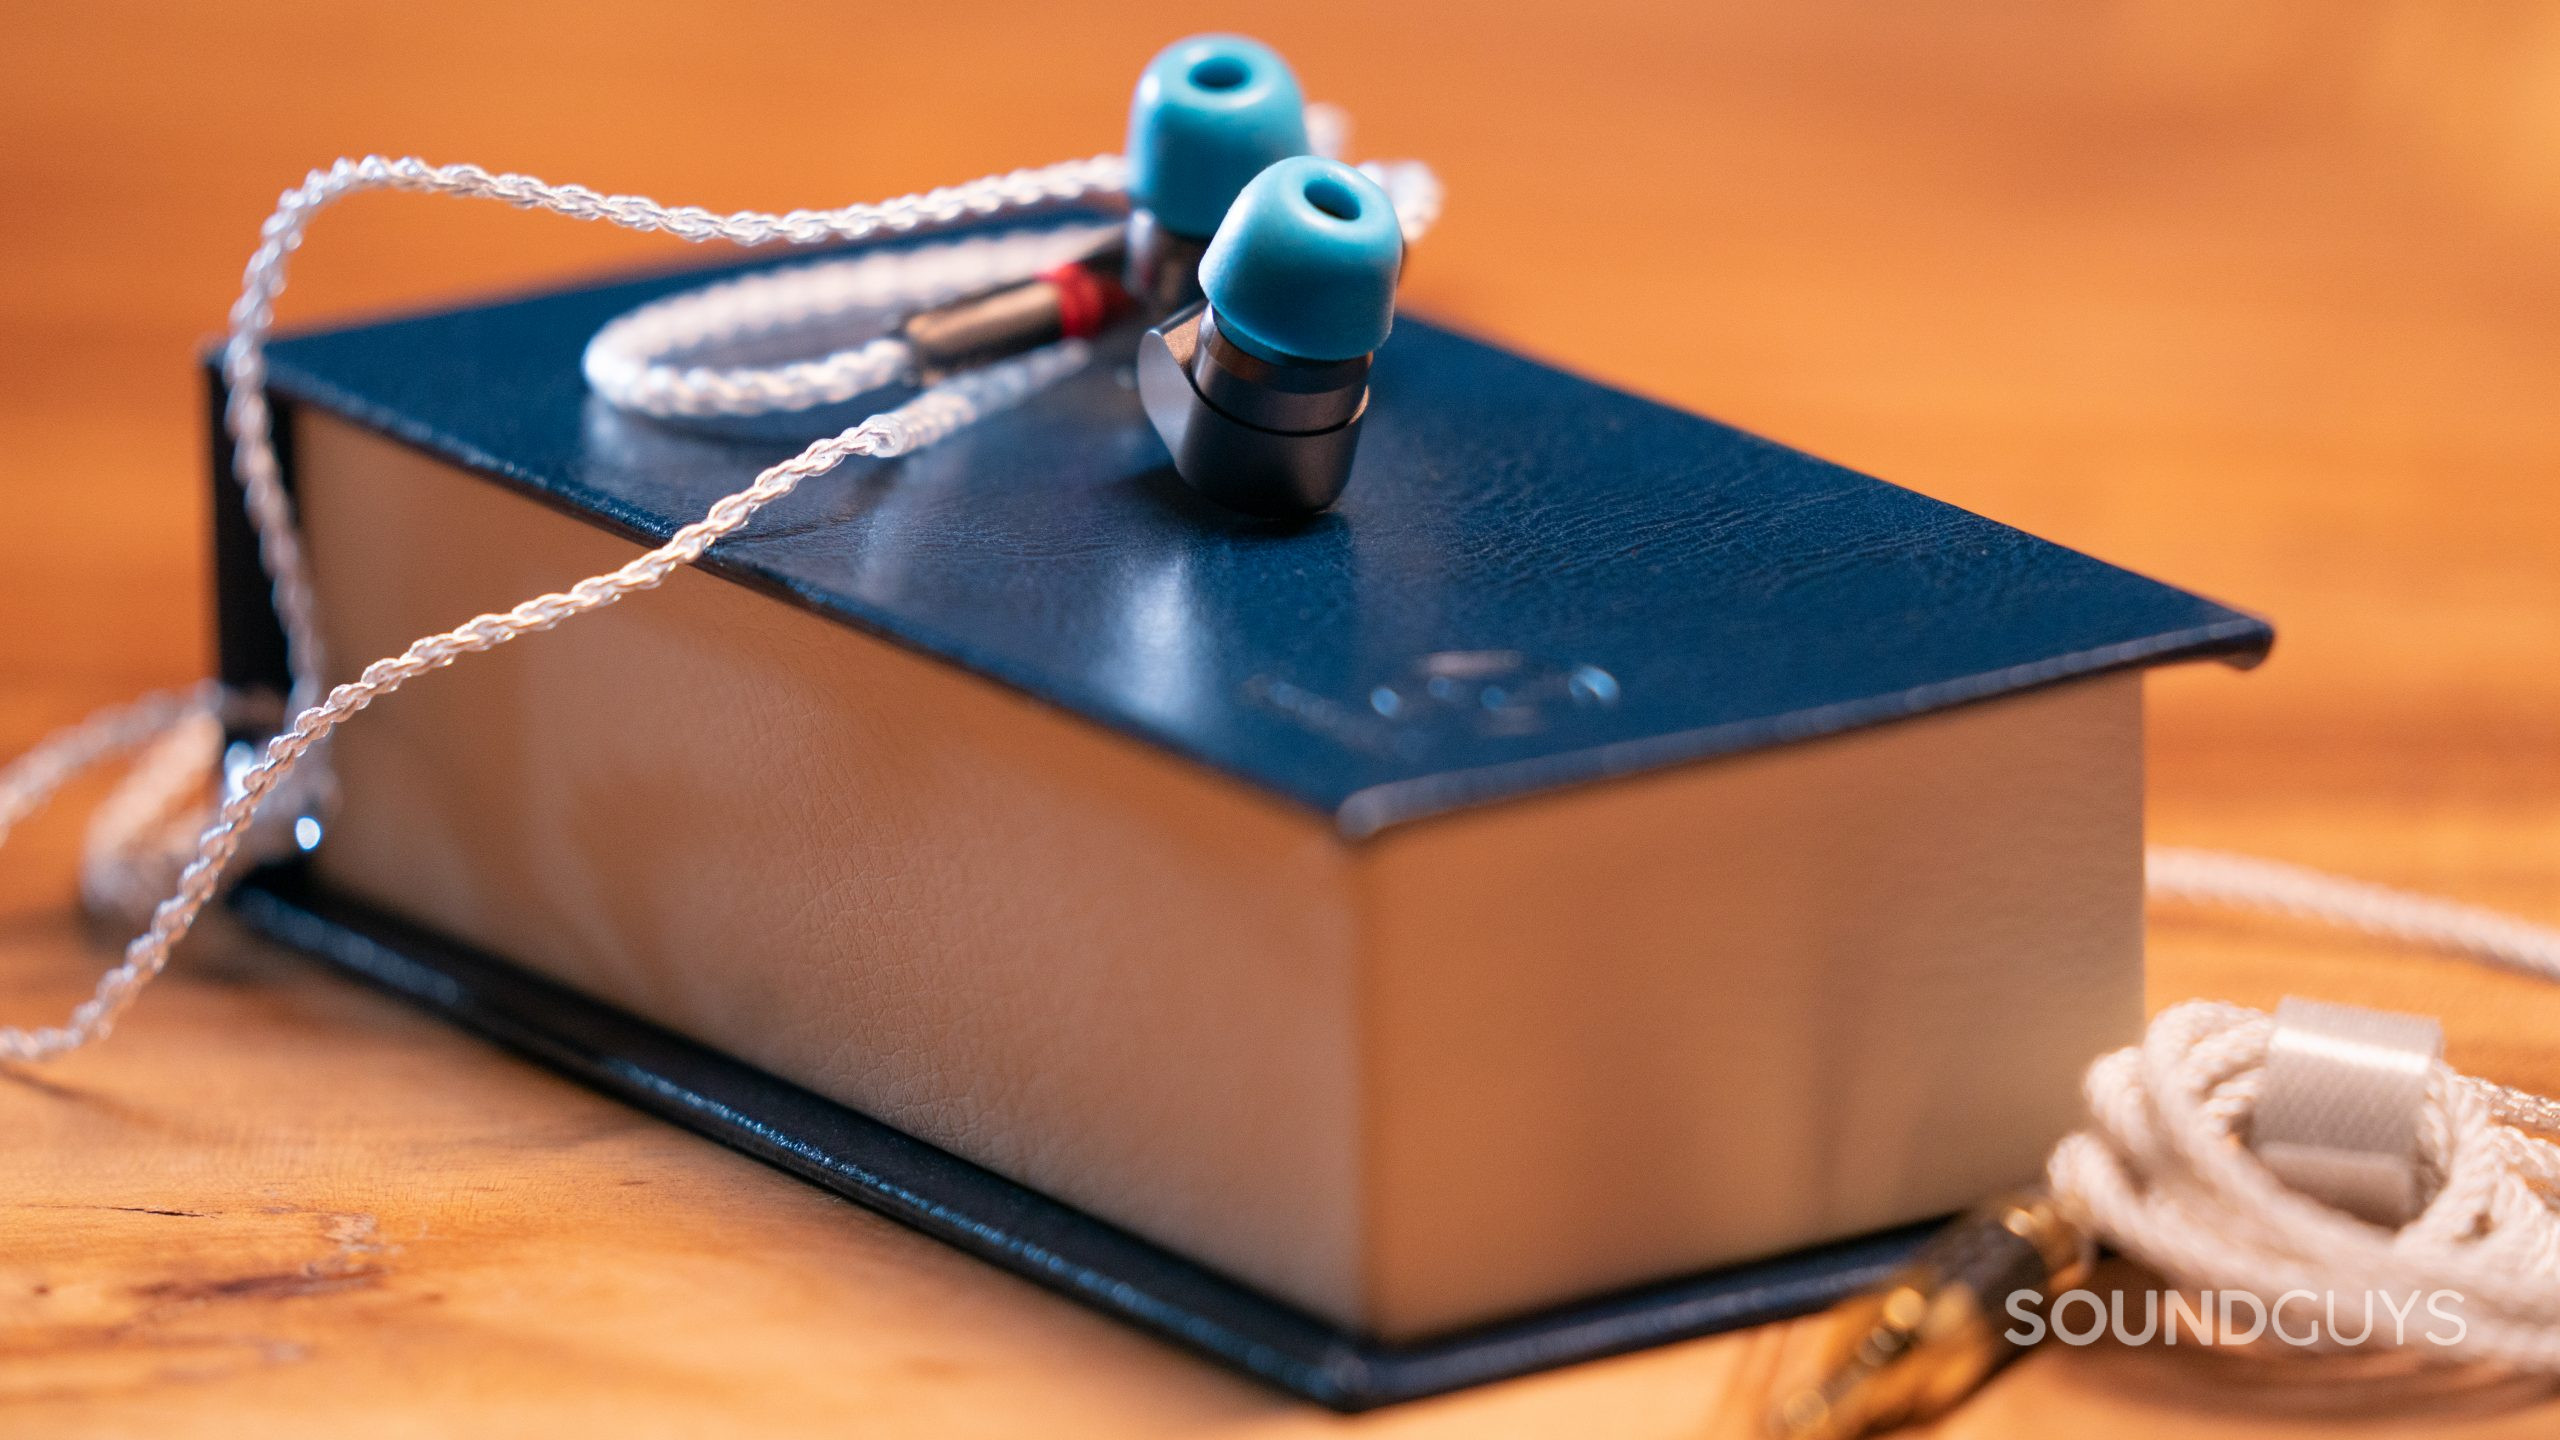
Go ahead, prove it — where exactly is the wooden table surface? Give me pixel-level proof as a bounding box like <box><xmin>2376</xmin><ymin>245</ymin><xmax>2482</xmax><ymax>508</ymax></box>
<box><xmin>5</xmin><ymin>3</ymin><xmax>2557</xmax><ymax>1435</ymax></box>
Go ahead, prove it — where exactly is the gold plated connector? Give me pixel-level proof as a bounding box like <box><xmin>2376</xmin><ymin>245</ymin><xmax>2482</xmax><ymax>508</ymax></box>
<box><xmin>1769</xmin><ymin>1190</ymin><xmax>2094</xmax><ymax>1440</ymax></box>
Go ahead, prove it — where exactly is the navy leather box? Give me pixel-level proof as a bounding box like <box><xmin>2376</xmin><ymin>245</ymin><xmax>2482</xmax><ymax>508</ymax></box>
<box><xmin>212</xmin><ymin>236</ymin><xmax>2269</xmax><ymax>1407</ymax></box>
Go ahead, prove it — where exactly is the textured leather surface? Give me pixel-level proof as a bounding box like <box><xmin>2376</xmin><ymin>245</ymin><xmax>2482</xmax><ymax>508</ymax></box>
<box><xmin>245</xmin><ymin>239</ymin><xmax>2270</xmax><ymax>834</ymax></box>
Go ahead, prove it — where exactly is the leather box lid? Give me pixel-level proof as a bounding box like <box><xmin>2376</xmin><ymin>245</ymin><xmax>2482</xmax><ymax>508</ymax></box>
<box><xmin>245</xmin><ymin>244</ymin><xmax>2271</xmax><ymax>837</ymax></box>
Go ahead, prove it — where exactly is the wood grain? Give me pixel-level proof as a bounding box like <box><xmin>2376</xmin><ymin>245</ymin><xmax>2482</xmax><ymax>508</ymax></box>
<box><xmin>3</xmin><ymin>2</ymin><xmax>2557</xmax><ymax>1435</ymax></box>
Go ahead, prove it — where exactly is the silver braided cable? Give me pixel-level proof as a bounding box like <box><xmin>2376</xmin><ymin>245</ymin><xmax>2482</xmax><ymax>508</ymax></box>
<box><xmin>0</xmin><ymin>684</ymin><xmax>224</xmax><ymax>854</ymax></box>
<box><xmin>2040</xmin><ymin>850</ymin><xmax>2560</xmax><ymax>1371</ymax></box>
<box><xmin>2150</xmin><ymin>846</ymin><xmax>2560</xmax><ymax>986</ymax></box>
<box><xmin>77</xmin><ymin>703</ymin><xmax>228</xmax><ymax>928</ymax></box>
<box><xmin>1</xmin><ymin>151</ymin><xmax>1115</xmax><ymax>1062</ymax></box>
<box><xmin>2050</xmin><ymin>1000</ymin><xmax>2560</xmax><ymax>1371</ymax></box>
<box><xmin>1362</xmin><ymin>159</ymin><xmax>1446</xmax><ymax>246</ymax></box>
<box><xmin>1305</xmin><ymin>102</ymin><xmax>1351</xmax><ymax>160</ymax></box>
<box><xmin>580</xmin><ymin>138</ymin><xmax>1443</xmax><ymax>423</ymax></box>
<box><xmin>0</xmin><ymin>344</ymin><xmax>1083</xmax><ymax>1064</ymax></box>
<box><xmin>221</xmin><ymin>153</ymin><xmax>1127</xmax><ymax>714</ymax></box>
<box><xmin>582</xmin><ymin>221</ymin><xmax>1119</xmax><ymax>418</ymax></box>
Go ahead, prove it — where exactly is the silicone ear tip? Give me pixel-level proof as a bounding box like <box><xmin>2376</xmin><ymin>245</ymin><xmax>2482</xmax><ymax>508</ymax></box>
<box><xmin>1127</xmin><ymin>35</ymin><xmax>1310</xmax><ymax>240</ymax></box>
<box><xmin>1198</xmin><ymin>157</ymin><xmax>1403</xmax><ymax>364</ymax></box>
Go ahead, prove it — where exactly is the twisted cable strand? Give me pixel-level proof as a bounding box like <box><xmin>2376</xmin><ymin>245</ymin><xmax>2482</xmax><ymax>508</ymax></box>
<box><xmin>219</xmin><ymin>153</ymin><xmax>1127</xmax><ymax>714</ymax></box>
<box><xmin>0</xmin><ymin>345</ymin><xmax>1083</xmax><ymax>1065</ymax></box>
<box><xmin>0</xmin><ymin>684</ymin><xmax>223</xmax><ymax>852</ymax></box>
<box><xmin>1362</xmin><ymin>159</ymin><xmax>1446</xmax><ymax>246</ymax></box>
<box><xmin>582</xmin><ymin>139</ymin><xmax>1443</xmax><ymax>422</ymax></box>
<box><xmin>3</xmin><ymin>150</ymin><xmax>1113</xmax><ymax>1063</ymax></box>
<box><xmin>582</xmin><ymin>221</ymin><xmax>1118</xmax><ymax>418</ymax></box>
<box><xmin>78</xmin><ymin>704</ymin><xmax>227</xmax><ymax>928</ymax></box>
<box><xmin>2047</xmin><ymin>852</ymin><xmax>2560</xmax><ymax>1371</ymax></box>
<box><xmin>2150</xmin><ymin>845</ymin><xmax>2560</xmax><ymax>985</ymax></box>
<box><xmin>1305</xmin><ymin>102</ymin><xmax>1351</xmax><ymax>160</ymax></box>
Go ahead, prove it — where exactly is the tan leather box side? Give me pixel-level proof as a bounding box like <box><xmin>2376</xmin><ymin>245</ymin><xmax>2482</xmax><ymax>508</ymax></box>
<box><xmin>292</xmin><ymin>413</ymin><xmax>1373</xmax><ymax>1323</ymax></box>
<box><xmin>1355</xmin><ymin>674</ymin><xmax>2144</xmax><ymax>1337</ymax></box>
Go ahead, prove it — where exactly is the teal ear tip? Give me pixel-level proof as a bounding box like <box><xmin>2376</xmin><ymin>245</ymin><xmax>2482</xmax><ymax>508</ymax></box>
<box><xmin>1198</xmin><ymin>157</ymin><xmax>1404</xmax><ymax>364</ymax></box>
<box><xmin>1127</xmin><ymin>35</ymin><xmax>1310</xmax><ymax>240</ymax></box>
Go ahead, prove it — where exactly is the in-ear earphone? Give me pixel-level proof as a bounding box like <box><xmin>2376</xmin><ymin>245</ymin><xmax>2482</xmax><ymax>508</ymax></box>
<box><xmin>1137</xmin><ymin>155</ymin><xmax>1403</xmax><ymax>518</ymax></box>
<box><xmin>890</xmin><ymin>33</ymin><xmax>1314</xmax><ymax>382</ymax></box>
<box><xmin>1122</xmin><ymin>34</ymin><xmax>1311</xmax><ymax>317</ymax></box>
<box><xmin>898</xmin><ymin>32</ymin><xmax>1410</xmax><ymax>520</ymax></box>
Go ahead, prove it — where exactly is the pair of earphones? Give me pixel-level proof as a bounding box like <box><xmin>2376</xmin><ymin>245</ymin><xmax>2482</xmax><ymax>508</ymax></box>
<box><xmin>589</xmin><ymin>34</ymin><xmax>1416</xmax><ymax>519</ymax></box>
<box><xmin>910</xmin><ymin>33</ymin><xmax>1407</xmax><ymax>517</ymax></box>
<box><xmin>1122</xmin><ymin>37</ymin><xmax>1404</xmax><ymax>518</ymax></box>
<box><xmin>0</xmin><ymin>35</ymin><xmax>1430</xmax><ymax>1066</ymax></box>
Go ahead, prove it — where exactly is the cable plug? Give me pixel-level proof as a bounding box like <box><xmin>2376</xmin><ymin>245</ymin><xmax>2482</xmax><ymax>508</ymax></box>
<box><xmin>1769</xmin><ymin>1190</ymin><xmax>2094</xmax><ymax>1440</ymax></box>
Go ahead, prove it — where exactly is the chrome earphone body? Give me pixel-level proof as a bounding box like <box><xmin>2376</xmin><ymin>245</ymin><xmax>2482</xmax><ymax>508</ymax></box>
<box><xmin>1138</xmin><ymin>155</ymin><xmax>1403</xmax><ymax>517</ymax></box>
